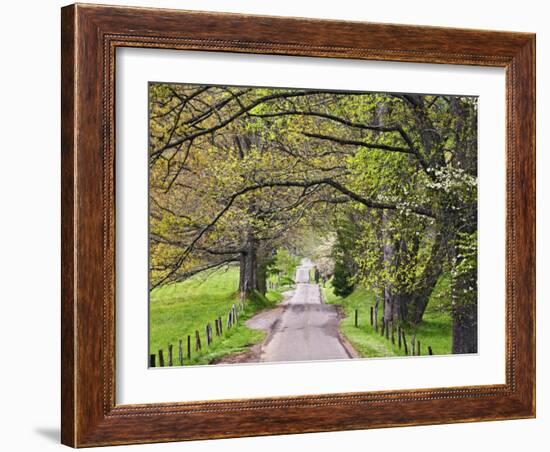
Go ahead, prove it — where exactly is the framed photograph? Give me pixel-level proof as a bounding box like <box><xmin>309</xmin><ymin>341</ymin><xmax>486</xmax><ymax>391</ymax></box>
<box><xmin>61</xmin><ymin>3</ymin><xmax>535</xmax><ymax>447</ymax></box>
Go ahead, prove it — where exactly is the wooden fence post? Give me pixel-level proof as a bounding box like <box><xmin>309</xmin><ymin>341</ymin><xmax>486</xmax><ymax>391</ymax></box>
<box><xmin>417</xmin><ymin>340</ymin><xmax>421</xmax><ymax>356</ymax></box>
<box><xmin>411</xmin><ymin>335</ymin><xmax>416</xmax><ymax>356</ymax></box>
<box><xmin>354</xmin><ymin>309</ymin><xmax>358</xmax><ymax>327</ymax></box>
<box><xmin>150</xmin><ymin>354</ymin><xmax>156</xmax><ymax>368</ymax></box>
<box><xmin>187</xmin><ymin>335</ymin><xmax>191</xmax><ymax>359</ymax></box>
<box><xmin>374</xmin><ymin>306</ymin><xmax>378</xmax><ymax>331</ymax></box>
<box><xmin>227</xmin><ymin>310</ymin><xmax>232</xmax><ymax>329</ymax></box>
<box><xmin>168</xmin><ymin>344</ymin><xmax>173</xmax><ymax>366</ymax></box>
<box><xmin>215</xmin><ymin>318</ymin><xmax>220</xmax><ymax>337</ymax></box>
<box><xmin>158</xmin><ymin>349</ymin><xmax>165</xmax><ymax>367</ymax></box>
<box><xmin>380</xmin><ymin>318</ymin><xmax>385</xmax><ymax>337</ymax></box>
<box><xmin>391</xmin><ymin>321</ymin><xmax>395</xmax><ymax>344</ymax></box>
<box><xmin>428</xmin><ymin>346</ymin><xmax>433</xmax><ymax>355</ymax></box>
<box><xmin>218</xmin><ymin>316</ymin><xmax>223</xmax><ymax>335</ymax></box>
<box><xmin>205</xmin><ymin>324</ymin><xmax>210</xmax><ymax>345</ymax></box>
<box><xmin>402</xmin><ymin>330</ymin><xmax>408</xmax><ymax>355</ymax></box>
<box><xmin>178</xmin><ymin>339</ymin><xmax>183</xmax><ymax>366</ymax></box>
<box><xmin>370</xmin><ymin>306</ymin><xmax>374</xmax><ymax>326</ymax></box>
<box><xmin>195</xmin><ymin>330</ymin><xmax>201</xmax><ymax>351</ymax></box>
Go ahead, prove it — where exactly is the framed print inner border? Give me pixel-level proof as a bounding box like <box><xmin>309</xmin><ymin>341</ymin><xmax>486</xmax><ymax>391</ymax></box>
<box><xmin>61</xmin><ymin>3</ymin><xmax>535</xmax><ymax>447</ymax></box>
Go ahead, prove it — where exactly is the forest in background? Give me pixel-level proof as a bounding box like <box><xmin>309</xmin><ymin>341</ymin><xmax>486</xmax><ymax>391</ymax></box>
<box><xmin>148</xmin><ymin>83</ymin><xmax>478</xmax><ymax>357</ymax></box>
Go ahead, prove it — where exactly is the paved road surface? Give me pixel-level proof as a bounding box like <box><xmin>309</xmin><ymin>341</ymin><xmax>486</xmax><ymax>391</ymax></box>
<box><xmin>247</xmin><ymin>258</ymin><xmax>353</xmax><ymax>363</ymax></box>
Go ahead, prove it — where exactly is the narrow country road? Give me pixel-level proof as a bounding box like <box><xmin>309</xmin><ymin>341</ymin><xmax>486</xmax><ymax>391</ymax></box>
<box><xmin>246</xmin><ymin>258</ymin><xmax>354</xmax><ymax>363</ymax></box>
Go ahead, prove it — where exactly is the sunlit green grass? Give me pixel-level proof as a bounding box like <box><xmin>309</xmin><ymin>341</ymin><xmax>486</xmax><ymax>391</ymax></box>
<box><xmin>323</xmin><ymin>274</ymin><xmax>452</xmax><ymax>358</ymax></box>
<box><xmin>149</xmin><ymin>265</ymin><xmax>285</xmax><ymax>366</ymax></box>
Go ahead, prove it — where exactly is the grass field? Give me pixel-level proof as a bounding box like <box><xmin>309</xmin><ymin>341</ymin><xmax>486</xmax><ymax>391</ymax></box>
<box><xmin>323</xmin><ymin>274</ymin><xmax>453</xmax><ymax>358</ymax></box>
<box><xmin>149</xmin><ymin>265</ymin><xmax>286</xmax><ymax>366</ymax></box>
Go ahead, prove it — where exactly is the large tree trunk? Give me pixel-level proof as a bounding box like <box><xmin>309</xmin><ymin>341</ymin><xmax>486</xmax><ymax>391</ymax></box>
<box><xmin>256</xmin><ymin>256</ymin><xmax>268</xmax><ymax>295</ymax></box>
<box><xmin>451</xmin><ymin>266</ymin><xmax>478</xmax><ymax>353</ymax></box>
<box><xmin>382</xmin><ymin>212</ymin><xmax>401</xmax><ymax>323</ymax></box>
<box><xmin>384</xmin><ymin>288</ymin><xmax>408</xmax><ymax>323</ymax></box>
<box><xmin>383</xmin><ymin>227</ymin><xmax>443</xmax><ymax>326</ymax></box>
<box><xmin>406</xmin><ymin>230</ymin><xmax>445</xmax><ymax>324</ymax></box>
<box><xmin>406</xmin><ymin>278</ymin><xmax>440</xmax><ymax>324</ymax></box>
<box><xmin>238</xmin><ymin>234</ymin><xmax>268</xmax><ymax>296</ymax></box>
<box><xmin>449</xmin><ymin>227</ymin><xmax>478</xmax><ymax>354</ymax></box>
<box><xmin>239</xmin><ymin>235</ymin><xmax>258</xmax><ymax>296</ymax></box>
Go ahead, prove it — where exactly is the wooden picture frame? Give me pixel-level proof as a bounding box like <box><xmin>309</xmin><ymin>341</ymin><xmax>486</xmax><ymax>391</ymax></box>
<box><xmin>61</xmin><ymin>3</ymin><xmax>535</xmax><ymax>447</ymax></box>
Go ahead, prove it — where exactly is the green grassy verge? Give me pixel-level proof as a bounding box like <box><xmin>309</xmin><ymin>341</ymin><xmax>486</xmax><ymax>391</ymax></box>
<box><xmin>322</xmin><ymin>275</ymin><xmax>452</xmax><ymax>358</ymax></box>
<box><xmin>150</xmin><ymin>265</ymin><xmax>286</xmax><ymax>366</ymax></box>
